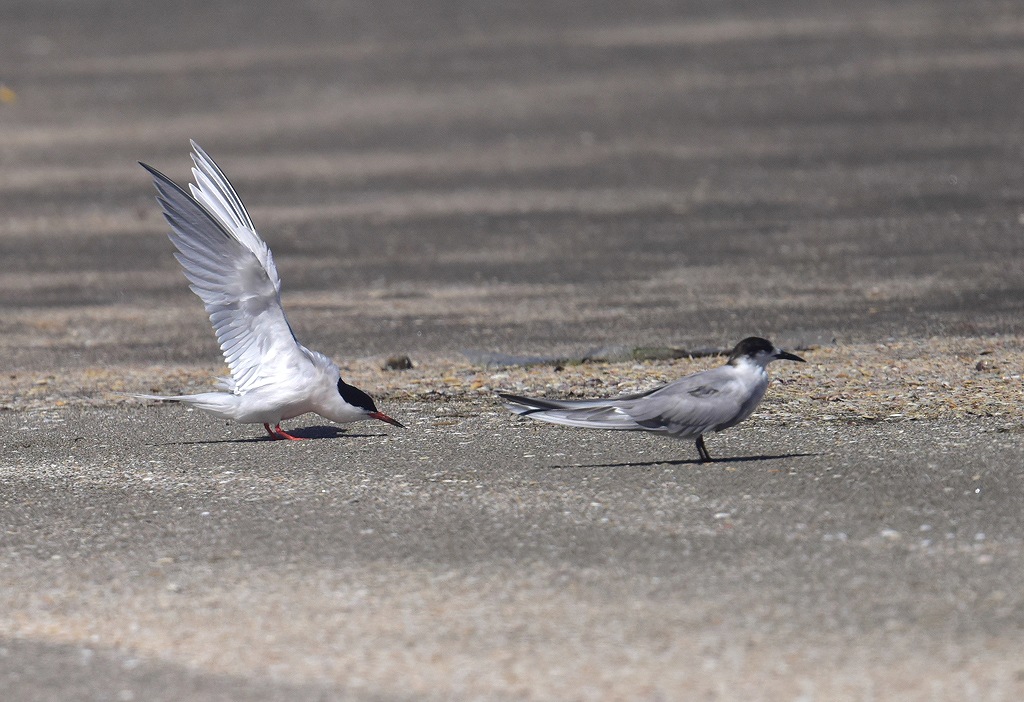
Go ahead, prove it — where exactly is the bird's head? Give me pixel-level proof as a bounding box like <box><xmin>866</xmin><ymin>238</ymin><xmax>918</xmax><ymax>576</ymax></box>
<box><xmin>336</xmin><ymin>379</ymin><xmax>404</xmax><ymax>427</ymax></box>
<box><xmin>727</xmin><ymin>337</ymin><xmax>805</xmax><ymax>368</ymax></box>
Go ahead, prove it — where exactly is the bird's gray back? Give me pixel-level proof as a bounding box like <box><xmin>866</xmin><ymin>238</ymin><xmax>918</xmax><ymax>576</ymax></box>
<box><xmin>617</xmin><ymin>364</ymin><xmax>769</xmax><ymax>437</ymax></box>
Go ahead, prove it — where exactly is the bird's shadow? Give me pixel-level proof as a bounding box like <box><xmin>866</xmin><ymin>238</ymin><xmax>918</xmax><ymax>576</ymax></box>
<box><xmin>552</xmin><ymin>452</ymin><xmax>818</xmax><ymax>469</ymax></box>
<box><xmin>157</xmin><ymin>425</ymin><xmax>390</xmax><ymax>446</ymax></box>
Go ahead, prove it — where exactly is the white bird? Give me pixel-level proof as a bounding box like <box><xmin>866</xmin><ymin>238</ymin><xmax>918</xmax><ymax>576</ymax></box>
<box><xmin>137</xmin><ymin>141</ymin><xmax>403</xmax><ymax>440</ymax></box>
<box><xmin>500</xmin><ymin>337</ymin><xmax>804</xmax><ymax>461</ymax></box>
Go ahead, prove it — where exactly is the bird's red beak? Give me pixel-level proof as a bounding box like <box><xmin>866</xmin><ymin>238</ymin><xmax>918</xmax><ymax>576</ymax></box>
<box><xmin>370</xmin><ymin>411</ymin><xmax>404</xmax><ymax>428</ymax></box>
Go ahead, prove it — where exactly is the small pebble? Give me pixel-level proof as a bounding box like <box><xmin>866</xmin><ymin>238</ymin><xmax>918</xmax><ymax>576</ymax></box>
<box><xmin>383</xmin><ymin>355</ymin><xmax>414</xmax><ymax>371</ymax></box>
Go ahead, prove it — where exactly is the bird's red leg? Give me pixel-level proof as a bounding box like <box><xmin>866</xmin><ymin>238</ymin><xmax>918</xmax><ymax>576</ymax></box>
<box><xmin>272</xmin><ymin>424</ymin><xmax>306</xmax><ymax>441</ymax></box>
<box><xmin>263</xmin><ymin>423</ymin><xmax>306</xmax><ymax>440</ymax></box>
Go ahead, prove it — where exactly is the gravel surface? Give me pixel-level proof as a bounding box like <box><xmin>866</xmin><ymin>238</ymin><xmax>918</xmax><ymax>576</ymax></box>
<box><xmin>2</xmin><ymin>405</ymin><xmax>1024</xmax><ymax>701</ymax></box>
<box><xmin>4</xmin><ymin>336</ymin><xmax>1022</xmax><ymax>425</ymax></box>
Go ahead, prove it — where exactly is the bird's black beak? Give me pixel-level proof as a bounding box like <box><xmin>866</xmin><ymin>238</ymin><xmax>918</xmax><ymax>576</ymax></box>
<box><xmin>776</xmin><ymin>350</ymin><xmax>805</xmax><ymax>363</ymax></box>
<box><xmin>370</xmin><ymin>411</ymin><xmax>405</xmax><ymax>427</ymax></box>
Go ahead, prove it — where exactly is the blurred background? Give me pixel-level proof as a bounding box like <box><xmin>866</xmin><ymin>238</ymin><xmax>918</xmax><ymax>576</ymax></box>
<box><xmin>2</xmin><ymin>0</ymin><xmax>1023</xmax><ymax>367</ymax></box>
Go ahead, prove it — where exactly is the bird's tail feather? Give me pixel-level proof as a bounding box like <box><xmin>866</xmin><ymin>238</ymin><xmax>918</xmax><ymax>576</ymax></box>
<box><xmin>133</xmin><ymin>392</ymin><xmax>240</xmax><ymax>420</ymax></box>
<box><xmin>500</xmin><ymin>385</ymin><xmax>662</xmax><ymax>411</ymax></box>
<box><xmin>499</xmin><ymin>393</ymin><xmax>640</xmax><ymax>430</ymax></box>
<box><xmin>500</xmin><ymin>392</ymin><xmax>629</xmax><ymax>413</ymax></box>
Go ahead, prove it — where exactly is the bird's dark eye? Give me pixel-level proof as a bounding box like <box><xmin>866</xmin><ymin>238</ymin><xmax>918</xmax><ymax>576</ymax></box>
<box><xmin>337</xmin><ymin>379</ymin><xmax>378</xmax><ymax>412</ymax></box>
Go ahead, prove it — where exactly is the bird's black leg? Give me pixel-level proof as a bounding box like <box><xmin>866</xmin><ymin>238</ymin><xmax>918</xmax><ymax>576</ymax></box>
<box><xmin>695</xmin><ymin>435</ymin><xmax>713</xmax><ymax>462</ymax></box>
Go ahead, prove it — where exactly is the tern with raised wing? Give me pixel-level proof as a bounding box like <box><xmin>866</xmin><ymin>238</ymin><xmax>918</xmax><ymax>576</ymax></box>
<box><xmin>500</xmin><ymin>337</ymin><xmax>803</xmax><ymax>461</ymax></box>
<box><xmin>137</xmin><ymin>142</ymin><xmax>402</xmax><ymax>440</ymax></box>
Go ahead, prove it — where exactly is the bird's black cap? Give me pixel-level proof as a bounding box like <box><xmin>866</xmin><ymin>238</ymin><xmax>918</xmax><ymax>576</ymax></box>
<box><xmin>727</xmin><ymin>337</ymin><xmax>805</xmax><ymax>364</ymax></box>
<box><xmin>337</xmin><ymin>378</ymin><xmax>405</xmax><ymax>427</ymax></box>
<box><xmin>337</xmin><ymin>378</ymin><xmax>379</xmax><ymax>412</ymax></box>
<box><xmin>728</xmin><ymin>337</ymin><xmax>775</xmax><ymax>362</ymax></box>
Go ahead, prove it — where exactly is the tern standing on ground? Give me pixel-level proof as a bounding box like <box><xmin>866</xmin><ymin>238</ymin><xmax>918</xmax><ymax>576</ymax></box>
<box><xmin>500</xmin><ymin>337</ymin><xmax>804</xmax><ymax>462</ymax></box>
<box><xmin>137</xmin><ymin>142</ymin><xmax>402</xmax><ymax>440</ymax></box>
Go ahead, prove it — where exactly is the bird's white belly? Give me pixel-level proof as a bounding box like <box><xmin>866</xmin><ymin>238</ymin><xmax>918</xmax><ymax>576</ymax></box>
<box><xmin>232</xmin><ymin>387</ymin><xmax>319</xmax><ymax>425</ymax></box>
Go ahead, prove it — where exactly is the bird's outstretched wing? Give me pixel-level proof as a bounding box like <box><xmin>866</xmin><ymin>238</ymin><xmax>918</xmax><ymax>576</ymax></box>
<box><xmin>141</xmin><ymin>144</ymin><xmax>314</xmax><ymax>394</ymax></box>
<box><xmin>186</xmin><ymin>141</ymin><xmax>282</xmax><ymax>291</ymax></box>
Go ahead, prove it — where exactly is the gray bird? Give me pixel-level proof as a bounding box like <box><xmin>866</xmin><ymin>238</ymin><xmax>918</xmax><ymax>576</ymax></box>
<box><xmin>500</xmin><ymin>337</ymin><xmax>805</xmax><ymax>462</ymax></box>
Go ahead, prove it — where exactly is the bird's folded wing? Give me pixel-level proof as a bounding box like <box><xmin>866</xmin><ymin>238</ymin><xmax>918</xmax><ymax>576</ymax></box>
<box><xmin>142</xmin><ymin>158</ymin><xmax>307</xmax><ymax>394</ymax></box>
<box><xmin>624</xmin><ymin>369</ymin><xmax>746</xmax><ymax>435</ymax></box>
<box><xmin>517</xmin><ymin>404</ymin><xmax>644</xmax><ymax>430</ymax></box>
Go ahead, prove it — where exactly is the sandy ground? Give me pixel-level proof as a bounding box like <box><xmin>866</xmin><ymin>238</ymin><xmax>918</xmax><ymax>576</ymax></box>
<box><xmin>2</xmin><ymin>1</ymin><xmax>1024</xmax><ymax>700</ymax></box>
